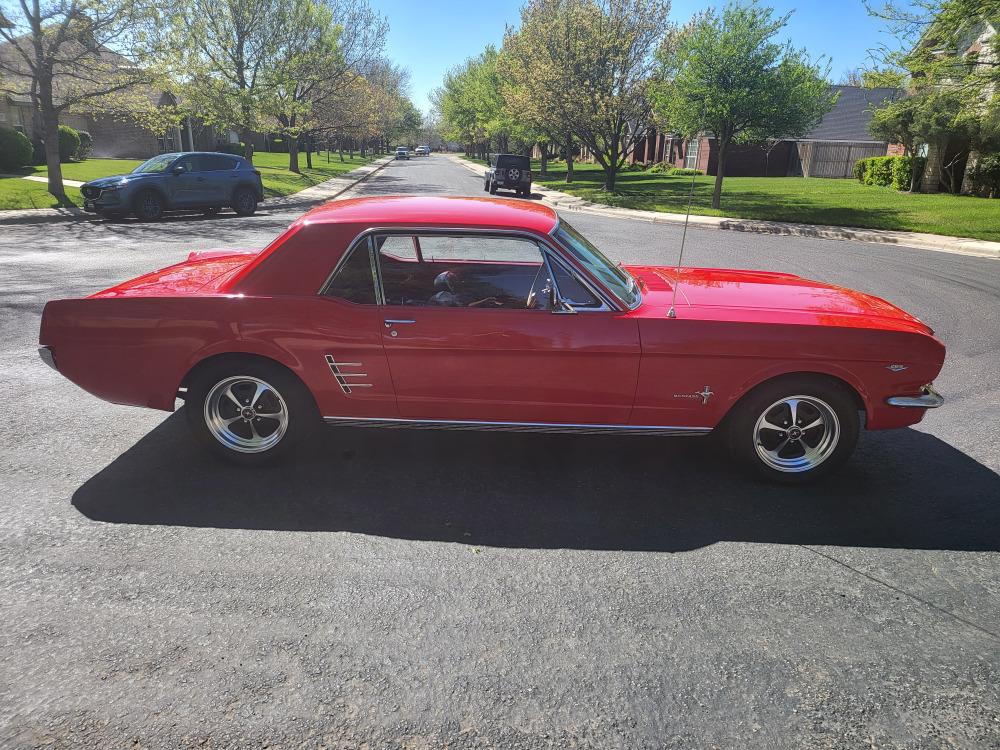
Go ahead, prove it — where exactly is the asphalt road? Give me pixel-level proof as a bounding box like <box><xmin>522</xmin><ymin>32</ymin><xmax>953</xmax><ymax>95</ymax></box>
<box><xmin>1</xmin><ymin>155</ymin><xmax>998</xmax><ymax>749</ymax></box>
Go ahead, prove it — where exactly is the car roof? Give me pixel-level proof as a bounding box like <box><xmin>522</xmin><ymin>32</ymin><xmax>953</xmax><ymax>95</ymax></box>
<box><xmin>296</xmin><ymin>195</ymin><xmax>559</xmax><ymax>234</ymax></box>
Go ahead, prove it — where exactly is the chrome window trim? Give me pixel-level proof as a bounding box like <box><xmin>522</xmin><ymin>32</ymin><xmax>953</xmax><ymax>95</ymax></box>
<box><xmin>544</xmin><ymin>252</ymin><xmax>609</xmax><ymax>312</ymax></box>
<box><xmin>318</xmin><ymin>225</ymin><xmax>631</xmax><ymax>313</ymax></box>
<box><xmin>548</xmin><ymin>219</ymin><xmax>641</xmax><ymax>311</ymax></box>
<box><xmin>323</xmin><ymin>415</ymin><xmax>711</xmax><ymax>437</ymax></box>
<box><xmin>317</xmin><ymin>231</ymin><xmax>380</xmax><ymax>305</ymax></box>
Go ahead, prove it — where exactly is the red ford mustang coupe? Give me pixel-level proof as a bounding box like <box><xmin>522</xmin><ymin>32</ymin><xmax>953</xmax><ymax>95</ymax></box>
<box><xmin>38</xmin><ymin>196</ymin><xmax>945</xmax><ymax>482</ymax></box>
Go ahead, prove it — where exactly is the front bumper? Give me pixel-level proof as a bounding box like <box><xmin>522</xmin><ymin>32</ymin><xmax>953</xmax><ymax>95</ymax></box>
<box><xmin>38</xmin><ymin>345</ymin><xmax>57</xmax><ymax>372</ymax></box>
<box><xmin>81</xmin><ymin>187</ymin><xmax>124</xmax><ymax>212</ymax></box>
<box><xmin>886</xmin><ymin>384</ymin><xmax>944</xmax><ymax>408</ymax></box>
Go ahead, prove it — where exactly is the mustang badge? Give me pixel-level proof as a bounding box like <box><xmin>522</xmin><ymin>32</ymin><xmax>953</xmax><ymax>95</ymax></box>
<box><xmin>673</xmin><ymin>385</ymin><xmax>715</xmax><ymax>405</ymax></box>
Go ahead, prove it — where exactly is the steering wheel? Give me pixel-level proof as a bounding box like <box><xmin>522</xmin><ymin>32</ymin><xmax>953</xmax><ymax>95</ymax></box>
<box><xmin>525</xmin><ymin>265</ymin><xmax>551</xmax><ymax>310</ymax></box>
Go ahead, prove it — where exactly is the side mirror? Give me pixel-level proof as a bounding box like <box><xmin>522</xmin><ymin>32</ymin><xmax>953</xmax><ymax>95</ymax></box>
<box><xmin>171</xmin><ymin>165</ymin><xmax>185</xmax><ymax>175</ymax></box>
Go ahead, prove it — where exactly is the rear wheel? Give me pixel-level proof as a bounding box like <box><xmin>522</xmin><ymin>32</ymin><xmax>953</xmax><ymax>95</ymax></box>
<box><xmin>725</xmin><ymin>375</ymin><xmax>860</xmax><ymax>484</ymax></box>
<box><xmin>133</xmin><ymin>191</ymin><xmax>164</xmax><ymax>221</ymax></box>
<box><xmin>185</xmin><ymin>359</ymin><xmax>319</xmax><ymax>465</ymax></box>
<box><xmin>488</xmin><ymin>179</ymin><xmax>497</xmax><ymax>195</ymax></box>
<box><xmin>232</xmin><ymin>188</ymin><xmax>258</xmax><ymax>216</ymax></box>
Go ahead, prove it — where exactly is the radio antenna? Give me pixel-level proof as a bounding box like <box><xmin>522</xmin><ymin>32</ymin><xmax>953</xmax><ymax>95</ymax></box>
<box><xmin>667</xmin><ymin>148</ymin><xmax>700</xmax><ymax>319</ymax></box>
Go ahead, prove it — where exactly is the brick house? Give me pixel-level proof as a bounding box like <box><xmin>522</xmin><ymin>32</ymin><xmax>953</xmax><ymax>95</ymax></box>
<box><xmin>629</xmin><ymin>85</ymin><xmax>903</xmax><ymax>178</ymax></box>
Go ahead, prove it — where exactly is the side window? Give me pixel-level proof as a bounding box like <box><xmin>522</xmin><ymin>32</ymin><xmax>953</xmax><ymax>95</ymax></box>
<box><xmin>204</xmin><ymin>155</ymin><xmax>237</xmax><ymax>171</ymax></box>
<box><xmin>378</xmin><ymin>234</ymin><xmax>546</xmax><ymax>309</ymax></box>
<box><xmin>550</xmin><ymin>257</ymin><xmax>601</xmax><ymax>308</ymax></box>
<box><xmin>323</xmin><ymin>243</ymin><xmax>377</xmax><ymax>305</ymax></box>
<box><xmin>175</xmin><ymin>155</ymin><xmax>201</xmax><ymax>173</ymax></box>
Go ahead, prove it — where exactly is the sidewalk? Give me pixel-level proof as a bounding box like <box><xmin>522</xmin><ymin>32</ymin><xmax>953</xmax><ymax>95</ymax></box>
<box><xmin>451</xmin><ymin>155</ymin><xmax>1000</xmax><ymax>260</ymax></box>
<box><xmin>0</xmin><ymin>155</ymin><xmax>394</xmax><ymax>226</ymax></box>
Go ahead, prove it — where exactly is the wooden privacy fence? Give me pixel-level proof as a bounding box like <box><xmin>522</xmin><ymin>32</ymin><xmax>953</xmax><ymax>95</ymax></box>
<box><xmin>796</xmin><ymin>141</ymin><xmax>889</xmax><ymax>178</ymax></box>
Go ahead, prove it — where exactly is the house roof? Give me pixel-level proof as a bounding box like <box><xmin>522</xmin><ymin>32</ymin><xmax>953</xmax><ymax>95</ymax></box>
<box><xmin>801</xmin><ymin>85</ymin><xmax>903</xmax><ymax>142</ymax></box>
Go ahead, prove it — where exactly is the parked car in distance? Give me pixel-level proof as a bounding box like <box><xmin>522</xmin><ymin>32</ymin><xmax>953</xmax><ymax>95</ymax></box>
<box><xmin>485</xmin><ymin>154</ymin><xmax>532</xmax><ymax>197</ymax></box>
<box><xmin>395</xmin><ymin>147</ymin><xmax>410</xmax><ymax>160</ymax></box>
<box><xmin>415</xmin><ymin>146</ymin><xmax>430</xmax><ymax>156</ymax></box>
<box><xmin>79</xmin><ymin>152</ymin><xmax>264</xmax><ymax>221</ymax></box>
<box><xmin>39</xmin><ymin>196</ymin><xmax>945</xmax><ymax>483</ymax></box>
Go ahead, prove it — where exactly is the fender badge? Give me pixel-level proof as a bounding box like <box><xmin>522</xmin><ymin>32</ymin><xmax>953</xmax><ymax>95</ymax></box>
<box><xmin>673</xmin><ymin>386</ymin><xmax>715</xmax><ymax>405</ymax></box>
<box><xmin>886</xmin><ymin>364</ymin><xmax>908</xmax><ymax>372</ymax></box>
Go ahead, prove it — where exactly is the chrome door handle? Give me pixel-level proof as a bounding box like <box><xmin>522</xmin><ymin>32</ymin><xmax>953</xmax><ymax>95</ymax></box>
<box><xmin>384</xmin><ymin>319</ymin><xmax>415</xmax><ymax>327</ymax></box>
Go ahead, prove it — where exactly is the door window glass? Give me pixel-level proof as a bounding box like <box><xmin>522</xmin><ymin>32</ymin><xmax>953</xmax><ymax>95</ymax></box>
<box><xmin>174</xmin><ymin>154</ymin><xmax>202</xmax><ymax>173</ymax></box>
<box><xmin>550</xmin><ymin>257</ymin><xmax>601</xmax><ymax>308</ymax></box>
<box><xmin>203</xmin><ymin>155</ymin><xmax>237</xmax><ymax>171</ymax></box>
<box><xmin>377</xmin><ymin>234</ymin><xmax>547</xmax><ymax>309</ymax></box>
<box><xmin>323</xmin><ymin>244</ymin><xmax>377</xmax><ymax>305</ymax></box>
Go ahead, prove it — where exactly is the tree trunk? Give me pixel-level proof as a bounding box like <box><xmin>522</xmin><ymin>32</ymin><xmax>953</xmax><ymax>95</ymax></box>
<box><xmin>288</xmin><ymin>137</ymin><xmax>300</xmax><ymax>173</ymax></box>
<box><xmin>41</xmin><ymin>100</ymin><xmax>66</xmax><ymax>203</ymax></box>
<box><xmin>565</xmin><ymin>134</ymin><xmax>574</xmax><ymax>183</ymax></box>
<box><xmin>712</xmin><ymin>140</ymin><xmax>727</xmax><ymax>210</ymax></box>
<box><xmin>306</xmin><ymin>137</ymin><xmax>313</xmax><ymax>169</ymax></box>
<box><xmin>240</xmin><ymin>129</ymin><xmax>255</xmax><ymax>163</ymax></box>
<box><xmin>604</xmin><ymin>163</ymin><xmax>616</xmax><ymax>191</ymax></box>
<box><xmin>540</xmin><ymin>144</ymin><xmax>548</xmax><ymax>177</ymax></box>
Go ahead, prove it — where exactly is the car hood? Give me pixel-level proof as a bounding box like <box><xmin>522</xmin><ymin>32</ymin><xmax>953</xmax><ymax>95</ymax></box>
<box><xmin>626</xmin><ymin>265</ymin><xmax>933</xmax><ymax>334</ymax></box>
<box><xmin>83</xmin><ymin>173</ymin><xmax>156</xmax><ymax>188</ymax></box>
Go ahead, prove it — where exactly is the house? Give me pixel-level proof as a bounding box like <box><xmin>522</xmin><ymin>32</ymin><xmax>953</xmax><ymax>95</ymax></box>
<box><xmin>629</xmin><ymin>85</ymin><xmax>904</xmax><ymax>178</ymax></box>
<box><xmin>0</xmin><ymin>38</ymin><xmax>225</xmax><ymax>159</ymax></box>
<box><xmin>914</xmin><ymin>17</ymin><xmax>997</xmax><ymax>193</ymax></box>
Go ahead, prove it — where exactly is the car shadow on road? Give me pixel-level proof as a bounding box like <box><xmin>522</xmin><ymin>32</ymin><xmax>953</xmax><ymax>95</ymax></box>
<box><xmin>72</xmin><ymin>411</ymin><xmax>1000</xmax><ymax>553</ymax></box>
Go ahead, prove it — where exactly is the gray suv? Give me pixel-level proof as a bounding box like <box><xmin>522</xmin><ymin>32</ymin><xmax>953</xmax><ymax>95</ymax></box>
<box><xmin>80</xmin><ymin>152</ymin><xmax>265</xmax><ymax>221</ymax></box>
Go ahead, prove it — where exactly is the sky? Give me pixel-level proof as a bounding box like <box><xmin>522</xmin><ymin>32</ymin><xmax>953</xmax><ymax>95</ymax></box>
<box><xmin>375</xmin><ymin>0</ymin><xmax>908</xmax><ymax>116</ymax></box>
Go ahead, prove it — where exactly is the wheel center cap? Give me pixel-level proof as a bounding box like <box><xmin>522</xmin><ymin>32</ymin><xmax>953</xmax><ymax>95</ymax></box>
<box><xmin>788</xmin><ymin>426</ymin><xmax>802</xmax><ymax>440</ymax></box>
<box><xmin>241</xmin><ymin>406</ymin><xmax>256</xmax><ymax>420</ymax></box>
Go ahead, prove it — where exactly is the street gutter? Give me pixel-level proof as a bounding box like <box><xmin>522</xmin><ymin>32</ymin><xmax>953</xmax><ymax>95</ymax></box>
<box><xmin>451</xmin><ymin>155</ymin><xmax>1000</xmax><ymax>260</ymax></box>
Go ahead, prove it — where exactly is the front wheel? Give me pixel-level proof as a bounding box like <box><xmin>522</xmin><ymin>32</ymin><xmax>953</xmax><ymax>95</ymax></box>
<box><xmin>724</xmin><ymin>375</ymin><xmax>860</xmax><ymax>484</ymax></box>
<box><xmin>185</xmin><ymin>359</ymin><xmax>319</xmax><ymax>465</ymax></box>
<box><xmin>231</xmin><ymin>188</ymin><xmax>258</xmax><ymax>216</ymax></box>
<box><xmin>133</xmin><ymin>191</ymin><xmax>164</xmax><ymax>221</ymax></box>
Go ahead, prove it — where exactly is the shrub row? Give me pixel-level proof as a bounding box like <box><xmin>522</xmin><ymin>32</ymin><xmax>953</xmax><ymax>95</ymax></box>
<box><xmin>967</xmin><ymin>153</ymin><xmax>1000</xmax><ymax>198</ymax></box>
<box><xmin>0</xmin><ymin>124</ymin><xmax>93</xmax><ymax>171</ymax></box>
<box><xmin>648</xmin><ymin>163</ymin><xmax>703</xmax><ymax>175</ymax></box>
<box><xmin>0</xmin><ymin>126</ymin><xmax>34</xmax><ymax>171</ymax></box>
<box><xmin>854</xmin><ymin>155</ymin><xmax>925</xmax><ymax>191</ymax></box>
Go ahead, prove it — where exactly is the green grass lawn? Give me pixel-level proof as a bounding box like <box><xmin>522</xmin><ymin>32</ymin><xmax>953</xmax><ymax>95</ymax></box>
<box><xmin>0</xmin><ymin>151</ymin><xmax>377</xmax><ymax>210</ymax></box>
<box><xmin>462</xmin><ymin>156</ymin><xmax>1000</xmax><ymax>242</ymax></box>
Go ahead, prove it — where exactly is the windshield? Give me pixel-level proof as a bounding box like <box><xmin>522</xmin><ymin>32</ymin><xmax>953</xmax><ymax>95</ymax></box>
<box><xmin>132</xmin><ymin>154</ymin><xmax>177</xmax><ymax>174</ymax></box>
<box><xmin>554</xmin><ymin>219</ymin><xmax>640</xmax><ymax>309</ymax></box>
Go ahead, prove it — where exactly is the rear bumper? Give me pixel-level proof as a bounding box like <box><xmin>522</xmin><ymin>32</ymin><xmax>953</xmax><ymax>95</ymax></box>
<box><xmin>38</xmin><ymin>345</ymin><xmax>58</xmax><ymax>371</ymax></box>
<box><xmin>886</xmin><ymin>384</ymin><xmax>944</xmax><ymax>409</ymax></box>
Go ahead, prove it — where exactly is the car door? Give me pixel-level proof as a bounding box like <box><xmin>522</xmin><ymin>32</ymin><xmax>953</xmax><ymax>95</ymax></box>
<box><xmin>168</xmin><ymin>154</ymin><xmax>207</xmax><ymax>207</ymax></box>
<box><xmin>375</xmin><ymin>231</ymin><xmax>641</xmax><ymax>425</ymax></box>
<box><xmin>201</xmin><ymin>154</ymin><xmax>240</xmax><ymax>205</ymax></box>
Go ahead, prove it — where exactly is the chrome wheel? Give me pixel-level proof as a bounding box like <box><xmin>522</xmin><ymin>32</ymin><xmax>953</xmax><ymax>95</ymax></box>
<box><xmin>204</xmin><ymin>375</ymin><xmax>288</xmax><ymax>454</ymax></box>
<box><xmin>753</xmin><ymin>395</ymin><xmax>840</xmax><ymax>473</ymax></box>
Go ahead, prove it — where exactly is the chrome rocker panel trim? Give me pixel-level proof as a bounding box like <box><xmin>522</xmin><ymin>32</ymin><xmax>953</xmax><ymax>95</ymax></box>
<box><xmin>323</xmin><ymin>415</ymin><xmax>712</xmax><ymax>437</ymax></box>
<box><xmin>886</xmin><ymin>384</ymin><xmax>944</xmax><ymax>409</ymax></box>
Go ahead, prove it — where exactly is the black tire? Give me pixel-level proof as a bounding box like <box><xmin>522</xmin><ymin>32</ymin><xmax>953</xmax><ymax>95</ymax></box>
<box><xmin>184</xmin><ymin>358</ymin><xmax>320</xmax><ymax>466</ymax></box>
<box><xmin>203</xmin><ymin>206</ymin><xmax>221</xmax><ymax>216</ymax></box>
<box><xmin>488</xmin><ymin>179</ymin><xmax>497</xmax><ymax>195</ymax></box>
<box><xmin>724</xmin><ymin>374</ymin><xmax>860</xmax><ymax>484</ymax></box>
<box><xmin>483</xmin><ymin>177</ymin><xmax>490</xmax><ymax>192</ymax></box>
<box><xmin>232</xmin><ymin>188</ymin><xmax>258</xmax><ymax>216</ymax></box>
<box><xmin>133</xmin><ymin>190</ymin><xmax>164</xmax><ymax>221</ymax></box>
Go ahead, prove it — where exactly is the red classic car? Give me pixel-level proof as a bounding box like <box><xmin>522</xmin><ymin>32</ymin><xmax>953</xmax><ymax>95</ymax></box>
<box><xmin>38</xmin><ymin>196</ymin><xmax>945</xmax><ymax>482</ymax></box>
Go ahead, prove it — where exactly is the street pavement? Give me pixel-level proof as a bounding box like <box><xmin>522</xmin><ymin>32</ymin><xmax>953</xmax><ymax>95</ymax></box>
<box><xmin>1</xmin><ymin>154</ymin><xmax>998</xmax><ymax>749</ymax></box>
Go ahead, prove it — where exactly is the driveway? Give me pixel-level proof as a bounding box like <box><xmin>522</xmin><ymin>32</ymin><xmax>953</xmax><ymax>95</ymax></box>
<box><xmin>1</xmin><ymin>154</ymin><xmax>998</xmax><ymax>749</ymax></box>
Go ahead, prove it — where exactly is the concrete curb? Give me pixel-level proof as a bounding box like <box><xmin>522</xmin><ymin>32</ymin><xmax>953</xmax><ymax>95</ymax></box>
<box><xmin>0</xmin><ymin>155</ymin><xmax>395</xmax><ymax>226</ymax></box>
<box><xmin>450</xmin><ymin>155</ymin><xmax>1000</xmax><ymax>260</ymax></box>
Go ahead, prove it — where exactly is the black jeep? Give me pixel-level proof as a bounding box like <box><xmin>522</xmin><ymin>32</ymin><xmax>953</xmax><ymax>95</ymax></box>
<box><xmin>484</xmin><ymin>154</ymin><xmax>532</xmax><ymax>197</ymax></box>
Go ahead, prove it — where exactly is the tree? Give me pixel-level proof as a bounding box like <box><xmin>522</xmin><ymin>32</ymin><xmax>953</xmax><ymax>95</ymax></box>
<box><xmin>501</xmin><ymin>0</ymin><xmax>670</xmax><ymax>191</ymax></box>
<box><xmin>0</xmin><ymin>0</ymin><xmax>163</xmax><ymax>201</ymax></box>
<box><xmin>166</xmin><ymin>0</ymin><xmax>310</xmax><ymax>161</ymax></box>
<box><xmin>652</xmin><ymin>2</ymin><xmax>834</xmax><ymax>209</ymax></box>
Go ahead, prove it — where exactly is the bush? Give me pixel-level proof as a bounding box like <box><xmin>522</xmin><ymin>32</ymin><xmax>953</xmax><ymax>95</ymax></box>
<box><xmin>217</xmin><ymin>142</ymin><xmax>247</xmax><ymax>156</ymax></box>
<box><xmin>852</xmin><ymin>158</ymin><xmax>866</xmax><ymax>182</ymax></box>
<box><xmin>667</xmin><ymin>167</ymin><xmax>703</xmax><ymax>175</ymax></box>
<box><xmin>0</xmin><ymin>126</ymin><xmax>34</xmax><ymax>171</ymax></box>
<box><xmin>855</xmin><ymin>155</ymin><xmax>923</xmax><ymax>191</ymax></box>
<box><xmin>57</xmin><ymin>125</ymin><xmax>80</xmax><ymax>162</ymax></box>
<box><xmin>968</xmin><ymin>153</ymin><xmax>1000</xmax><ymax>197</ymax></box>
<box><xmin>75</xmin><ymin>130</ymin><xmax>92</xmax><ymax>161</ymax></box>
